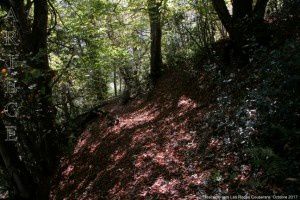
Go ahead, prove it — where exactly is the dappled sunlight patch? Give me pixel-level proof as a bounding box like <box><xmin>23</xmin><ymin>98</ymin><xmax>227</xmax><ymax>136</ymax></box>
<box><xmin>110</xmin><ymin>149</ymin><xmax>127</xmax><ymax>162</ymax></box>
<box><xmin>144</xmin><ymin>142</ymin><xmax>157</xmax><ymax>149</ymax></box>
<box><xmin>149</xmin><ymin>176</ymin><xmax>180</xmax><ymax>196</ymax></box>
<box><xmin>135</xmin><ymin>150</ymin><xmax>156</xmax><ymax>168</ymax></box>
<box><xmin>164</xmin><ymin>114</ymin><xmax>176</xmax><ymax>123</ymax></box>
<box><xmin>153</xmin><ymin>152</ymin><xmax>168</xmax><ymax>166</ymax></box>
<box><xmin>133</xmin><ymin>168</ymin><xmax>153</xmax><ymax>184</ymax></box>
<box><xmin>74</xmin><ymin>130</ymin><xmax>91</xmax><ymax>154</ymax></box>
<box><xmin>188</xmin><ymin>173</ymin><xmax>206</xmax><ymax>186</ymax></box>
<box><xmin>106</xmin><ymin>122</ymin><xmax>122</xmax><ymax>133</ymax></box>
<box><xmin>178</xmin><ymin>95</ymin><xmax>197</xmax><ymax>110</ymax></box>
<box><xmin>234</xmin><ymin>165</ymin><xmax>252</xmax><ymax>182</ymax></box>
<box><xmin>178</xmin><ymin>131</ymin><xmax>192</xmax><ymax>141</ymax></box>
<box><xmin>89</xmin><ymin>142</ymin><xmax>100</xmax><ymax>153</ymax></box>
<box><xmin>153</xmin><ymin>147</ymin><xmax>184</xmax><ymax>169</ymax></box>
<box><xmin>119</xmin><ymin>109</ymin><xmax>159</xmax><ymax>129</ymax></box>
<box><xmin>208</xmin><ymin>138</ymin><xmax>223</xmax><ymax>151</ymax></box>
<box><xmin>131</xmin><ymin>128</ymin><xmax>154</xmax><ymax>147</ymax></box>
<box><xmin>62</xmin><ymin>165</ymin><xmax>74</xmax><ymax>177</ymax></box>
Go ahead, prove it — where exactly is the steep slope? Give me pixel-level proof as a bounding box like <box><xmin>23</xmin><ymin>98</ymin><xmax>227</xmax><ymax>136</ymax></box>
<box><xmin>50</xmin><ymin>37</ymin><xmax>300</xmax><ymax>199</ymax></box>
<box><xmin>50</xmin><ymin>71</ymin><xmax>216</xmax><ymax>199</ymax></box>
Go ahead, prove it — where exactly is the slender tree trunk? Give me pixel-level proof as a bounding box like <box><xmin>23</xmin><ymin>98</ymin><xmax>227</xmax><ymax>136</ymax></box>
<box><xmin>62</xmin><ymin>84</ymin><xmax>71</xmax><ymax>123</ymax></box>
<box><xmin>148</xmin><ymin>0</ymin><xmax>163</xmax><ymax>85</ymax></box>
<box><xmin>120</xmin><ymin>66</ymin><xmax>132</xmax><ymax>104</ymax></box>
<box><xmin>119</xmin><ymin>74</ymin><xmax>122</xmax><ymax>94</ymax></box>
<box><xmin>132</xmin><ymin>47</ymin><xmax>142</xmax><ymax>95</ymax></box>
<box><xmin>113</xmin><ymin>65</ymin><xmax>118</xmax><ymax>96</ymax></box>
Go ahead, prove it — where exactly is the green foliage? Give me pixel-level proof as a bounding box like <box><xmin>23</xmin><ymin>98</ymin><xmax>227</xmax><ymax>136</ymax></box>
<box><xmin>211</xmin><ymin>169</ymin><xmax>223</xmax><ymax>183</ymax></box>
<box><xmin>164</xmin><ymin>0</ymin><xmax>219</xmax><ymax>70</ymax></box>
<box><xmin>198</xmin><ymin>4</ymin><xmax>300</xmax><ymax>192</ymax></box>
<box><xmin>49</xmin><ymin>0</ymin><xmax>152</xmax><ymax>120</ymax></box>
<box><xmin>246</xmin><ymin>147</ymin><xmax>287</xmax><ymax>180</ymax></box>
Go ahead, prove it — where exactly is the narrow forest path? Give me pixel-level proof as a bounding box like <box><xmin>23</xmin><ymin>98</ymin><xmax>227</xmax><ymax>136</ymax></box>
<box><xmin>50</xmin><ymin>71</ymin><xmax>218</xmax><ymax>199</ymax></box>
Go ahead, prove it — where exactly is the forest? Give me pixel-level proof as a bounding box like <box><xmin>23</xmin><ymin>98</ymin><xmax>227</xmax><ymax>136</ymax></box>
<box><xmin>0</xmin><ymin>0</ymin><xmax>299</xmax><ymax>199</ymax></box>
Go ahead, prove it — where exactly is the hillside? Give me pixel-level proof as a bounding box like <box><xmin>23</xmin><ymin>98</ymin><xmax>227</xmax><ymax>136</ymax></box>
<box><xmin>51</xmin><ymin>34</ymin><xmax>300</xmax><ymax>198</ymax></box>
<box><xmin>50</xmin><ymin>71</ymin><xmax>214</xmax><ymax>199</ymax></box>
<box><xmin>50</xmin><ymin>31</ymin><xmax>300</xmax><ymax>198</ymax></box>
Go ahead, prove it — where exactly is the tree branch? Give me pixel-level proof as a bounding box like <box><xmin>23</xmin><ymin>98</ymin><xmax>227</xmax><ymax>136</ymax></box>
<box><xmin>211</xmin><ymin>0</ymin><xmax>233</xmax><ymax>36</ymax></box>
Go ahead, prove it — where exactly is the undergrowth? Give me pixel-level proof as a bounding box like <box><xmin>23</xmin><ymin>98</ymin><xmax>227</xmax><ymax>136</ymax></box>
<box><xmin>195</xmin><ymin>25</ymin><xmax>300</xmax><ymax>194</ymax></box>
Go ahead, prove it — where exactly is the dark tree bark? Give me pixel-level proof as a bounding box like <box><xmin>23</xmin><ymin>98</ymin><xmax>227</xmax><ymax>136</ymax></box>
<box><xmin>148</xmin><ymin>0</ymin><xmax>163</xmax><ymax>85</ymax></box>
<box><xmin>232</xmin><ymin>0</ymin><xmax>253</xmax><ymax>20</ymax></box>
<box><xmin>254</xmin><ymin>0</ymin><xmax>269</xmax><ymax>21</ymax></box>
<box><xmin>212</xmin><ymin>0</ymin><xmax>270</xmax><ymax>66</ymax></box>
<box><xmin>113</xmin><ymin>65</ymin><xmax>118</xmax><ymax>96</ymax></box>
<box><xmin>0</xmin><ymin>86</ymin><xmax>35</xmax><ymax>199</ymax></box>
<box><xmin>212</xmin><ymin>0</ymin><xmax>269</xmax><ymax>44</ymax></box>
<box><xmin>1</xmin><ymin>0</ymin><xmax>58</xmax><ymax>198</ymax></box>
<box><xmin>32</xmin><ymin>0</ymin><xmax>58</xmax><ymax>175</ymax></box>
<box><xmin>211</xmin><ymin>0</ymin><xmax>233</xmax><ymax>38</ymax></box>
<box><xmin>132</xmin><ymin>47</ymin><xmax>142</xmax><ymax>95</ymax></box>
<box><xmin>17</xmin><ymin>0</ymin><xmax>58</xmax><ymax>172</ymax></box>
<box><xmin>0</xmin><ymin>129</ymin><xmax>31</xmax><ymax>199</ymax></box>
<box><xmin>0</xmin><ymin>127</ymin><xmax>38</xmax><ymax>199</ymax></box>
<box><xmin>119</xmin><ymin>74</ymin><xmax>122</xmax><ymax>94</ymax></box>
<box><xmin>120</xmin><ymin>66</ymin><xmax>133</xmax><ymax>104</ymax></box>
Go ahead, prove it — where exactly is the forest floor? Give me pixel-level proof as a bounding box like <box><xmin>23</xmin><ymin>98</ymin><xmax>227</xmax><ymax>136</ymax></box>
<box><xmin>50</xmin><ymin>70</ymin><xmax>226</xmax><ymax>199</ymax></box>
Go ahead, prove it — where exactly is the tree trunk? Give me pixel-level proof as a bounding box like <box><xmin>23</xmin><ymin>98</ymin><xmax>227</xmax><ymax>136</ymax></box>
<box><xmin>148</xmin><ymin>0</ymin><xmax>163</xmax><ymax>85</ymax></box>
<box><xmin>232</xmin><ymin>0</ymin><xmax>253</xmax><ymax>20</ymax></box>
<box><xmin>119</xmin><ymin>74</ymin><xmax>122</xmax><ymax>94</ymax></box>
<box><xmin>211</xmin><ymin>0</ymin><xmax>233</xmax><ymax>38</ymax></box>
<box><xmin>113</xmin><ymin>65</ymin><xmax>118</xmax><ymax>96</ymax></box>
<box><xmin>0</xmin><ymin>121</ymin><xmax>34</xmax><ymax>199</ymax></box>
<box><xmin>132</xmin><ymin>47</ymin><xmax>142</xmax><ymax>95</ymax></box>
<box><xmin>254</xmin><ymin>0</ymin><xmax>269</xmax><ymax>21</ymax></box>
<box><xmin>1</xmin><ymin>0</ymin><xmax>58</xmax><ymax>198</ymax></box>
<box><xmin>212</xmin><ymin>0</ymin><xmax>269</xmax><ymax>44</ymax></box>
<box><xmin>212</xmin><ymin>0</ymin><xmax>270</xmax><ymax>65</ymax></box>
<box><xmin>120</xmin><ymin>66</ymin><xmax>132</xmax><ymax>104</ymax></box>
<box><xmin>0</xmin><ymin>143</ymin><xmax>30</xmax><ymax>199</ymax></box>
<box><xmin>0</xmin><ymin>81</ymin><xmax>34</xmax><ymax>199</ymax></box>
